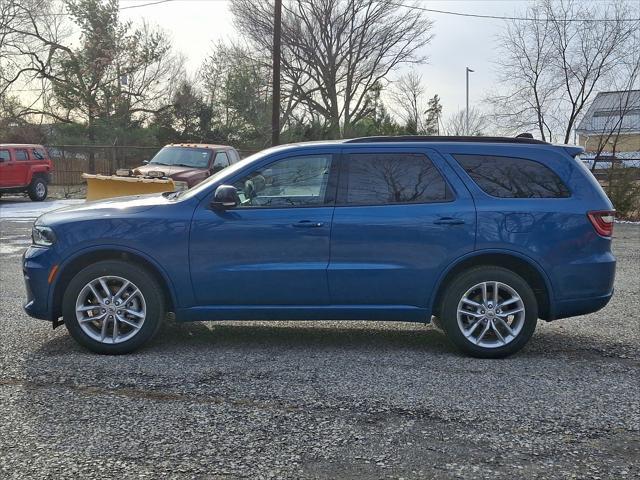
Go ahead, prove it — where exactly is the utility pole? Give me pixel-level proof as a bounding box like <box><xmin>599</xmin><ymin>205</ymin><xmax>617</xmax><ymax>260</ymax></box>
<box><xmin>271</xmin><ymin>0</ymin><xmax>282</xmax><ymax>146</ymax></box>
<box><xmin>466</xmin><ymin>67</ymin><xmax>474</xmax><ymax>135</ymax></box>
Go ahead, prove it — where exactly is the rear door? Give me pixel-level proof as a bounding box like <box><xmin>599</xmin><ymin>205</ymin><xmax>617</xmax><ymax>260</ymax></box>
<box><xmin>13</xmin><ymin>148</ymin><xmax>31</xmax><ymax>185</ymax></box>
<box><xmin>328</xmin><ymin>146</ymin><xmax>476</xmax><ymax>308</ymax></box>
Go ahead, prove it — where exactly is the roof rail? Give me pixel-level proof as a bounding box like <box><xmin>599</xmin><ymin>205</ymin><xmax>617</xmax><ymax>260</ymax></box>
<box><xmin>344</xmin><ymin>135</ymin><xmax>549</xmax><ymax>145</ymax></box>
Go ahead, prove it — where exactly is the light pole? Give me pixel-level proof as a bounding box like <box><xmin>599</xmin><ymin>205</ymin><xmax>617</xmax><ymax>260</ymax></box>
<box><xmin>271</xmin><ymin>0</ymin><xmax>282</xmax><ymax>146</ymax></box>
<box><xmin>466</xmin><ymin>67</ymin><xmax>474</xmax><ymax>135</ymax></box>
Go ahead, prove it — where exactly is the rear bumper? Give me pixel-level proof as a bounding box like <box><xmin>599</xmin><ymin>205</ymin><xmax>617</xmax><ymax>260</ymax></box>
<box><xmin>549</xmin><ymin>290</ymin><xmax>613</xmax><ymax>320</ymax></box>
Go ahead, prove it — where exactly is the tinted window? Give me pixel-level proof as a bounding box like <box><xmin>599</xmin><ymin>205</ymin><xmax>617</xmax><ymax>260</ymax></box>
<box><xmin>0</xmin><ymin>150</ymin><xmax>9</xmax><ymax>162</ymax></box>
<box><xmin>212</xmin><ymin>152</ymin><xmax>230</xmax><ymax>172</ymax></box>
<box><xmin>15</xmin><ymin>149</ymin><xmax>28</xmax><ymax>161</ymax></box>
<box><xmin>343</xmin><ymin>153</ymin><xmax>451</xmax><ymax>205</ymax></box>
<box><xmin>454</xmin><ymin>154</ymin><xmax>570</xmax><ymax>198</ymax></box>
<box><xmin>233</xmin><ymin>155</ymin><xmax>333</xmax><ymax>208</ymax></box>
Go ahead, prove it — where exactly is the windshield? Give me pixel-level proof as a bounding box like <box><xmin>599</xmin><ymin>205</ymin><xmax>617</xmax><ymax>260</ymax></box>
<box><xmin>150</xmin><ymin>147</ymin><xmax>212</xmax><ymax>168</ymax></box>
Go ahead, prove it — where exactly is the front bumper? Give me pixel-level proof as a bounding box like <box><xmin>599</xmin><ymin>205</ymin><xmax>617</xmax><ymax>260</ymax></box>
<box><xmin>22</xmin><ymin>246</ymin><xmax>56</xmax><ymax>321</ymax></box>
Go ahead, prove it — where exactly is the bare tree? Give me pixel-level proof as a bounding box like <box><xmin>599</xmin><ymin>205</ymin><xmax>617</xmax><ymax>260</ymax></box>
<box><xmin>0</xmin><ymin>0</ymin><xmax>183</xmax><ymax>150</ymax></box>
<box><xmin>389</xmin><ymin>71</ymin><xmax>426</xmax><ymax>134</ymax></box>
<box><xmin>444</xmin><ymin>107</ymin><xmax>485</xmax><ymax>136</ymax></box>
<box><xmin>487</xmin><ymin>0</ymin><xmax>639</xmax><ymax>143</ymax></box>
<box><xmin>230</xmin><ymin>0</ymin><xmax>433</xmax><ymax>138</ymax></box>
<box><xmin>587</xmin><ymin>47</ymin><xmax>640</xmax><ymax>170</ymax></box>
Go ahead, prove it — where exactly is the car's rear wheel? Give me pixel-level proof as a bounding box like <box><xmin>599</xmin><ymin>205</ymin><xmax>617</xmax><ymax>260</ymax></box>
<box><xmin>28</xmin><ymin>177</ymin><xmax>47</xmax><ymax>201</ymax></box>
<box><xmin>440</xmin><ymin>266</ymin><xmax>538</xmax><ymax>358</ymax></box>
<box><xmin>62</xmin><ymin>260</ymin><xmax>165</xmax><ymax>354</ymax></box>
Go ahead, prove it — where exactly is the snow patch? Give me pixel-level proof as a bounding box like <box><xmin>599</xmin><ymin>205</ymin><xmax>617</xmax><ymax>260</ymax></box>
<box><xmin>0</xmin><ymin>199</ymin><xmax>84</xmax><ymax>220</ymax></box>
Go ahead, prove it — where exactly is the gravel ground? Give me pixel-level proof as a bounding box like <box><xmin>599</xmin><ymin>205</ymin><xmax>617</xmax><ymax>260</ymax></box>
<box><xmin>0</xmin><ymin>200</ymin><xmax>638</xmax><ymax>479</ymax></box>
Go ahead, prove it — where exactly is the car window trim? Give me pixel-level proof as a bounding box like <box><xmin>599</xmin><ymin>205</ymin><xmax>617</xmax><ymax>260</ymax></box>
<box><xmin>335</xmin><ymin>149</ymin><xmax>456</xmax><ymax>207</ymax></box>
<box><xmin>452</xmin><ymin>152</ymin><xmax>573</xmax><ymax>199</ymax></box>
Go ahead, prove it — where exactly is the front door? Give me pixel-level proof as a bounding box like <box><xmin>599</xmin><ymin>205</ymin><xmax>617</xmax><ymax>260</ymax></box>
<box><xmin>189</xmin><ymin>151</ymin><xmax>338</xmax><ymax>306</ymax></box>
<box><xmin>0</xmin><ymin>149</ymin><xmax>23</xmax><ymax>187</ymax></box>
<box><xmin>328</xmin><ymin>147</ymin><xmax>476</xmax><ymax>308</ymax></box>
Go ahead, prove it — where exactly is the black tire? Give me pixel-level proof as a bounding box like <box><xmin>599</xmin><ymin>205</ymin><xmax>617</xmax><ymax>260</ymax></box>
<box><xmin>439</xmin><ymin>266</ymin><xmax>538</xmax><ymax>358</ymax></box>
<box><xmin>28</xmin><ymin>176</ymin><xmax>47</xmax><ymax>201</ymax></box>
<box><xmin>62</xmin><ymin>260</ymin><xmax>165</xmax><ymax>354</ymax></box>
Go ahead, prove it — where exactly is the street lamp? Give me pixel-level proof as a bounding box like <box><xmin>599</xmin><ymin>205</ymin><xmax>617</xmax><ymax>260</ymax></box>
<box><xmin>466</xmin><ymin>67</ymin><xmax>474</xmax><ymax>135</ymax></box>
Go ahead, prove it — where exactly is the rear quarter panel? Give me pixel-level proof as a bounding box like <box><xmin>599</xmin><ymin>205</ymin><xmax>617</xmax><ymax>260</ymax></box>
<box><xmin>438</xmin><ymin>144</ymin><xmax>615</xmax><ymax>302</ymax></box>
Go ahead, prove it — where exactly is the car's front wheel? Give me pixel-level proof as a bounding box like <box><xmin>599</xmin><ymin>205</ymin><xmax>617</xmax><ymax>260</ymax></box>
<box><xmin>440</xmin><ymin>266</ymin><xmax>538</xmax><ymax>358</ymax></box>
<box><xmin>62</xmin><ymin>260</ymin><xmax>165</xmax><ymax>354</ymax></box>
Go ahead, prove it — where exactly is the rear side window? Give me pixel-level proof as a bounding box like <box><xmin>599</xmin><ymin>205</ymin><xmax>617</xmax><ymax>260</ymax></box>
<box><xmin>453</xmin><ymin>154</ymin><xmax>570</xmax><ymax>198</ymax></box>
<box><xmin>0</xmin><ymin>150</ymin><xmax>9</xmax><ymax>162</ymax></box>
<box><xmin>15</xmin><ymin>149</ymin><xmax>28</xmax><ymax>161</ymax></box>
<box><xmin>342</xmin><ymin>153</ymin><xmax>451</xmax><ymax>205</ymax></box>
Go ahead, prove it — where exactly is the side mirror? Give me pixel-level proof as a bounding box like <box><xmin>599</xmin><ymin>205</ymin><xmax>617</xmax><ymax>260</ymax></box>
<box><xmin>210</xmin><ymin>185</ymin><xmax>238</xmax><ymax>210</ymax></box>
<box><xmin>142</xmin><ymin>160</ymin><xmax>149</xmax><ymax>165</ymax></box>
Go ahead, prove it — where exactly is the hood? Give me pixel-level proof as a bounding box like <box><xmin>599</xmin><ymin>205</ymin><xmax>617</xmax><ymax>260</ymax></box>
<box><xmin>134</xmin><ymin>163</ymin><xmax>210</xmax><ymax>187</ymax></box>
<box><xmin>134</xmin><ymin>163</ymin><xmax>199</xmax><ymax>176</ymax></box>
<box><xmin>36</xmin><ymin>193</ymin><xmax>172</xmax><ymax>226</ymax></box>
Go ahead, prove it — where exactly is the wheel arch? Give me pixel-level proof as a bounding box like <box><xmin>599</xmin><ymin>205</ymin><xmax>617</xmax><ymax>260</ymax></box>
<box><xmin>430</xmin><ymin>250</ymin><xmax>554</xmax><ymax>320</ymax></box>
<box><xmin>50</xmin><ymin>247</ymin><xmax>177</xmax><ymax>320</ymax></box>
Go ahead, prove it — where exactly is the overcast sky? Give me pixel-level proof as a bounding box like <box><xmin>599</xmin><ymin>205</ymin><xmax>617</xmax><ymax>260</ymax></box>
<box><xmin>124</xmin><ymin>0</ymin><xmax>532</xmax><ymax>121</ymax></box>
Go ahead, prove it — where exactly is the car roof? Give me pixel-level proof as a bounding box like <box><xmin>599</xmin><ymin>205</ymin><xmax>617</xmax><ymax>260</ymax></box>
<box><xmin>0</xmin><ymin>144</ymin><xmax>45</xmax><ymax>148</ymax></box>
<box><xmin>165</xmin><ymin>143</ymin><xmax>235</xmax><ymax>150</ymax></box>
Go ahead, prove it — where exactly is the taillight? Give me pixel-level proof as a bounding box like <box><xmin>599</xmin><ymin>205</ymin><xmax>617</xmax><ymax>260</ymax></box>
<box><xmin>587</xmin><ymin>210</ymin><xmax>615</xmax><ymax>237</ymax></box>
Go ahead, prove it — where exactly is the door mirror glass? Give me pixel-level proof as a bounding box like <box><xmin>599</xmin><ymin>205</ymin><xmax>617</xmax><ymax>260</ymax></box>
<box><xmin>211</xmin><ymin>185</ymin><xmax>239</xmax><ymax>210</ymax></box>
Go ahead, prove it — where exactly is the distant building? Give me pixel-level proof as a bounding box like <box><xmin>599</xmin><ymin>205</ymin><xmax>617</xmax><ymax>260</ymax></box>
<box><xmin>576</xmin><ymin>90</ymin><xmax>640</xmax><ymax>153</ymax></box>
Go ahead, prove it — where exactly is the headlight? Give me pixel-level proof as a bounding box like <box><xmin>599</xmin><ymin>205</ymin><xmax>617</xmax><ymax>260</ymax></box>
<box><xmin>173</xmin><ymin>181</ymin><xmax>189</xmax><ymax>191</ymax></box>
<box><xmin>32</xmin><ymin>226</ymin><xmax>56</xmax><ymax>246</ymax></box>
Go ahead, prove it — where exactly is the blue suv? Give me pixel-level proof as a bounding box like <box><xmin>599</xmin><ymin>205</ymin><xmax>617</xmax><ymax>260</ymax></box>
<box><xmin>23</xmin><ymin>136</ymin><xmax>616</xmax><ymax>357</ymax></box>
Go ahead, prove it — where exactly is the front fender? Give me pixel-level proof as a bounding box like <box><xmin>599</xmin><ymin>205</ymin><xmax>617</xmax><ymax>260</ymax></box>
<box><xmin>48</xmin><ymin>244</ymin><xmax>181</xmax><ymax>317</ymax></box>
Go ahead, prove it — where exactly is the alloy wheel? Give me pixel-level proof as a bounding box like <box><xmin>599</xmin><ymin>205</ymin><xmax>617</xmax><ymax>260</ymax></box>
<box><xmin>456</xmin><ymin>281</ymin><xmax>525</xmax><ymax>348</ymax></box>
<box><xmin>75</xmin><ymin>275</ymin><xmax>146</xmax><ymax>344</ymax></box>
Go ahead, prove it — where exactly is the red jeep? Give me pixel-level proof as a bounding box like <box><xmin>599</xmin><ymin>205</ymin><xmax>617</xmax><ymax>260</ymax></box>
<box><xmin>0</xmin><ymin>144</ymin><xmax>53</xmax><ymax>201</ymax></box>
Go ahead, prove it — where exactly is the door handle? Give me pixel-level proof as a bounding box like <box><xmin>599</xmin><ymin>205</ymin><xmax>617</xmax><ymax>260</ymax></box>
<box><xmin>292</xmin><ymin>220</ymin><xmax>324</xmax><ymax>228</ymax></box>
<box><xmin>434</xmin><ymin>217</ymin><xmax>465</xmax><ymax>225</ymax></box>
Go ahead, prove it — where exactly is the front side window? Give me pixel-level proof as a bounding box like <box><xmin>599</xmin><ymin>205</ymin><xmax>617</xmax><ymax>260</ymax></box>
<box><xmin>453</xmin><ymin>154</ymin><xmax>570</xmax><ymax>198</ymax></box>
<box><xmin>233</xmin><ymin>155</ymin><xmax>333</xmax><ymax>208</ymax></box>
<box><xmin>149</xmin><ymin>147</ymin><xmax>211</xmax><ymax>168</ymax></box>
<box><xmin>0</xmin><ymin>150</ymin><xmax>9</xmax><ymax>162</ymax></box>
<box><xmin>15</xmin><ymin>149</ymin><xmax>28</xmax><ymax>161</ymax></box>
<box><xmin>212</xmin><ymin>152</ymin><xmax>230</xmax><ymax>172</ymax></box>
<box><xmin>342</xmin><ymin>153</ymin><xmax>451</xmax><ymax>205</ymax></box>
